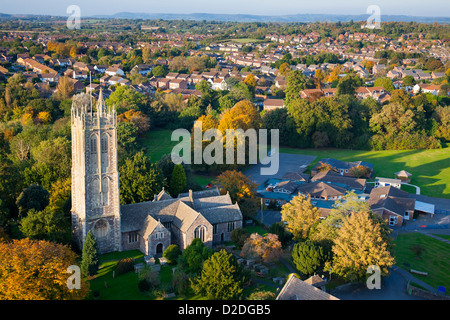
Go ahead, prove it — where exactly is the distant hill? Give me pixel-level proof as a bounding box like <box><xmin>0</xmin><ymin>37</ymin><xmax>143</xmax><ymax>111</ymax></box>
<box><xmin>92</xmin><ymin>12</ymin><xmax>450</xmax><ymax>24</ymax></box>
<box><xmin>0</xmin><ymin>11</ymin><xmax>448</xmax><ymax>24</ymax></box>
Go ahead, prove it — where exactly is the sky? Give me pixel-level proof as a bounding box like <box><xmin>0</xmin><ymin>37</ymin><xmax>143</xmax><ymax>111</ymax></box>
<box><xmin>1</xmin><ymin>0</ymin><xmax>449</xmax><ymax>17</ymax></box>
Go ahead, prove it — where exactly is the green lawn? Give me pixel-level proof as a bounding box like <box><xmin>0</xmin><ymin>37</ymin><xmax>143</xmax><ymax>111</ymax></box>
<box><xmin>139</xmin><ymin>129</ymin><xmax>179</xmax><ymax>163</ymax></box>
<box><xmin>88</xmin><ymin>248</ymin><xmax>278</xmax><ymax>300</ymax></box>
<box><xmin>394</xmin><ymin>232</ymin><xmax>450</xmax><ymax>291</ymax></box>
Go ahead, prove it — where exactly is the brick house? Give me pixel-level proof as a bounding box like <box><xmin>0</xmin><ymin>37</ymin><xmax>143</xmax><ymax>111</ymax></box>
<box><xmin>368</xmin><ymin>186</ymin><xmax>415</xmax><ymax>227</ymax></box>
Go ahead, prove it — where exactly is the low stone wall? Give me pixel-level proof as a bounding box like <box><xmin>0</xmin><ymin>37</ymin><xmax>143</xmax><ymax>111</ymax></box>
<box><xmin>407</xmin><ymin>282</ymin><xmax>450</xmax><ymax>300</ymax></box>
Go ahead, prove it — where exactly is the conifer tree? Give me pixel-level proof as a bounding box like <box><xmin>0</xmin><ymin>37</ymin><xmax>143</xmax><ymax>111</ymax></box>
<box><xmin>169</xmin><ymin>164</ymin><xmax>187</xmax><ymax>197</ymax></box>
<box><xmin>81</xmin><ymin>230</ymin><xmax>99</xmax><ymax>277</ymax></box>
<box><xmin>292</xmin><ymin>240</ymin><xmax>327</xmax><ymax>276</ymax></box>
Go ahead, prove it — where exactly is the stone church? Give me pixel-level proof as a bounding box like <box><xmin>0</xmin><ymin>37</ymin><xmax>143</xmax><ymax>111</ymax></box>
<box><xmin>70</xmin><ymin>91</ymin><xmax>243</xmax><ymax>255</ymax></box>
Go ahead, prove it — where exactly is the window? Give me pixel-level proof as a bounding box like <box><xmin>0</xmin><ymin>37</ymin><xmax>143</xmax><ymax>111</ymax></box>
<box><xmin>101</xmin><ymin>134</ymin><xmax>109</xmax><ymax>171</ymax></box>
<box><xmin>90</xmin><ymin>136</ymin><xmax>97</xmax><ymax>154</ymax></box>
<box><xmin>264</xmin><ymin>199</ymin><xmax>270</xmax><ymax>206</ymax></box>
<box><xmin>155</xmin><ymin>232</ymin><xmax>164</xmax><ymax>239</ymax></box>
<box><xmin>213</xmin><ymin>224</ymin><xmax>218</xmax><ymax>235</ymax></box>
<box><xmin>389</xmin><ymin>216</ymin><xmax>398</xmax><ymax>226</ymax></box>
<box><xmin>194</xmin><ymin>226</ymin><xmax>206</xmax><ymax>242</ymax></box>
<box><xmin>128</xmin><ymin>231</ymin><xmax>138</xmax><ymax>243</ymax></box>
<box><xmin>93</xmin><ymin>219</ymin><xmax>108</xmax><ymax>238</ymax></box>
<box><xmin>101</xmin><ymin>136</ymin><xmax>108</xmax><ymax>153</ymax></box>
<box><xmin>227</xmin><ymin>221</ymin><xmax>235</xmax><ymax>233</ymax></box>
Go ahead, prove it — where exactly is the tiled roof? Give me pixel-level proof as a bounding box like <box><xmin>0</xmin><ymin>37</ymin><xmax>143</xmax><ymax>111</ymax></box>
<box><xmin>311</xmin><ymin>170</ymin><xmax>366</xmax><ymax>190</ymax></box>
<box><xmin>276</xmin><ymin>274</ymin><xmax>339</xmax><ymax>300</ymax></box>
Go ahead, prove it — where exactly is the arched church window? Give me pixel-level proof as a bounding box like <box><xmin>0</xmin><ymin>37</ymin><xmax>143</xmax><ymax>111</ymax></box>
<box><xmin>90</xmin><ymin>135</ymin><xmax>98</xmax><ymax>174</ymax></box>
<box><xmin>194</xmin><ymin>225</ymin><xmax>206</xmax><ymax>242</ymax></box>
<box><xmin>101</xmin><ymin>135</ymin><xmax>108</xmax><ymax>153</ymax></box>
<box><xmin>93</xmin><ymin>219</ymin><xmax>108</xmax><ymax>238</ymax></box>
<box><xmin>90</xmin><ymin>136</ymin><xmax>97</xmax><ymax>154</ymax></box>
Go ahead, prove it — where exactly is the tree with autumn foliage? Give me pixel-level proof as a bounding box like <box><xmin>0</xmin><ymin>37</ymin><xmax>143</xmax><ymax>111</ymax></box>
<box><xmin>281</xmin><ymin>194</ymin><xmax>320</xmax><ymax>241</ymax></box>
<box><xmin>328</xmin><ymin>211</ymin><xmax>394</xmax><ymax>283</ymax></box>
<box><xmin>214</xmin><ymin>170</ymin><xmax>259</xmax><ymax>217</ymax></box>
<box><xmin>0</xmin><ymin>238</ymin><xmax>89</xmax><ymax>300</ymax></box>
<box><xmin>53</xmin><ymin>76</ymin><xmax>75</xmax><ymax>101</ymax></box>
<box><xmin>243</xmin><ymin>73</ymin><xmax>257</xmax><ymax>88</ymax></box>
<box><xmin>218</xmin><ymin>99</ymin><xmax>261</xmax><ymax>134</ymax></box>
<box><xmin>240</xmin><ymin>233</ymin><xmax>282</xmax><ymax>263</ymax></box>
<box><xmin>117</xmin><ymin>109</ymin><xmax>151</xmax><ymax>136</ymax></box>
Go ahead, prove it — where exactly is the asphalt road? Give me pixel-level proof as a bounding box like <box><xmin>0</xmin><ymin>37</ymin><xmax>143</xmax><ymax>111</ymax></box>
<box><xmin>330</xmin><ymin>268</ymin><xmax>425</xmax><ymax>300</ymax></box>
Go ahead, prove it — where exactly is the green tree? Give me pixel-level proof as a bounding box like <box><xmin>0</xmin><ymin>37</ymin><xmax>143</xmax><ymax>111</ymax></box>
<box><xmin>80</xmin><ymin>230</ymin><xmax>99</xmax><ymax>277</ymax></box>
<box><xmin>169</xmin><ymin>164</ymin><xmax>187</xmax><ymax>197</ymax></box>
<box><xmin>16</xmin><ymin>184</ymin><xmax>50</xmax><ymax>218</ymax></box>
<box><xmin>336</xmin><ymin>74</ymin><xmax>359</xmax><ymax>96</ymax></box>
<box><xmin>191</xmin><ymin>249</ymin><xmax>249</xmax><ymax>300</ymax></box>
<box><xmin>19</xmin><ymin>207</ymin><xmax>68</xmax><ymax>243</ymax></box>
<box><xmin>285</xmin><ymin>70</ymin><xmax>307</xmax><ymax>105</ymax></box>
<box><xmin>292</xmin><ymin>240</ymin><xmax>327</xmax><ymax>276</ymax></box>
<box><xmin>177</xmin><ymin>238</ymin><xmax>213</xmax><ymax>275</ymax></box>
<box><xmin>310</xmin><ymin>192</ymin><xmax>370</xmax><ymax>250</ymax></box>
<box><xmin>374</xmin><ymin>77</ymin><xmax>395</xmax><ymax>92</ymax></box>
<box><xmin>119</xmin><ymin>152</ymin><xmax>165</xmax><ymax>205</ymax></box>
<box><xmin>152</xmin><ymin>65</ymin><xmax>167</xmax><ymax>77</ymax></box>
<box><xmin>163</xmin><ymin>244</ymin><xmax>181</xmax><ymax>264</ymax></box>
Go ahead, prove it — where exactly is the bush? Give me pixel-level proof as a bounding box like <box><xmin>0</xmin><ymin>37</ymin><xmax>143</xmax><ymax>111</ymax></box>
<box><xmin>247</xmin><ymin>290</ymin><xmax>276</xmax><ymax>300</ymax></box>
<box><xmin>116</xmin><ymin>258</ymin><xmax>135</xmax><ymax>275</ymax></box>
<box><xmin>230</xmin><ymin>228</ymin><xmax>250</xmax><ymax>248</ymax></box>
<box><xmin>172</xmin><ymin>270</ymin><xmax>190</xmax><ymax>295</ymax></box>
<box><xmin>163</xmin><ymin>244</ymin><xmax>181</xmax><ymax>264</ymax></box>
<box><xmin>138</xmin><ymin>266</ymin><xmax>160</xmax><ymax>288</ymax></box>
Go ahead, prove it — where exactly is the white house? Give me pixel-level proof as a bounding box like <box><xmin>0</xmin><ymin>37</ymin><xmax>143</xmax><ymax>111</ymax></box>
<box><xmin>374</xmin><ymin>177</ymin><xmax>402</xmax><ymax>189</ymax></box>
<box><xmin>105</xmin><ymin>66</ymin><xmax>125</xmax><ymax>77</ymax></box>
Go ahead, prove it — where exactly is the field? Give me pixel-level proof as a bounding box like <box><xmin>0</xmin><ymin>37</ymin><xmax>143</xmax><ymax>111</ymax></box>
<box><xmin>141</xmin><ymin>129</ymin><xmax>450</xmax><ymax>198</ymax></box>
<box><xmin>394</xmin><ymin>232</ymin><xmax>450</xmax><ymax>291</ymax></box>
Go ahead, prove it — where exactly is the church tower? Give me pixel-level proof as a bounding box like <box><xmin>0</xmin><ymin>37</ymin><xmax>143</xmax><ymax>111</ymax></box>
<box><xmin>71</xmin><ymin>90</ymin><xmax>122</xmax><ymax>254</ymax></box>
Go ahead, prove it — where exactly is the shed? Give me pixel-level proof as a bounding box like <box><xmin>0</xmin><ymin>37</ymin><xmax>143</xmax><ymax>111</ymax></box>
<box><xmin>395</xmin><ymin>170</ymin><xmax>412</xmax><ymax>183</ymax></box>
